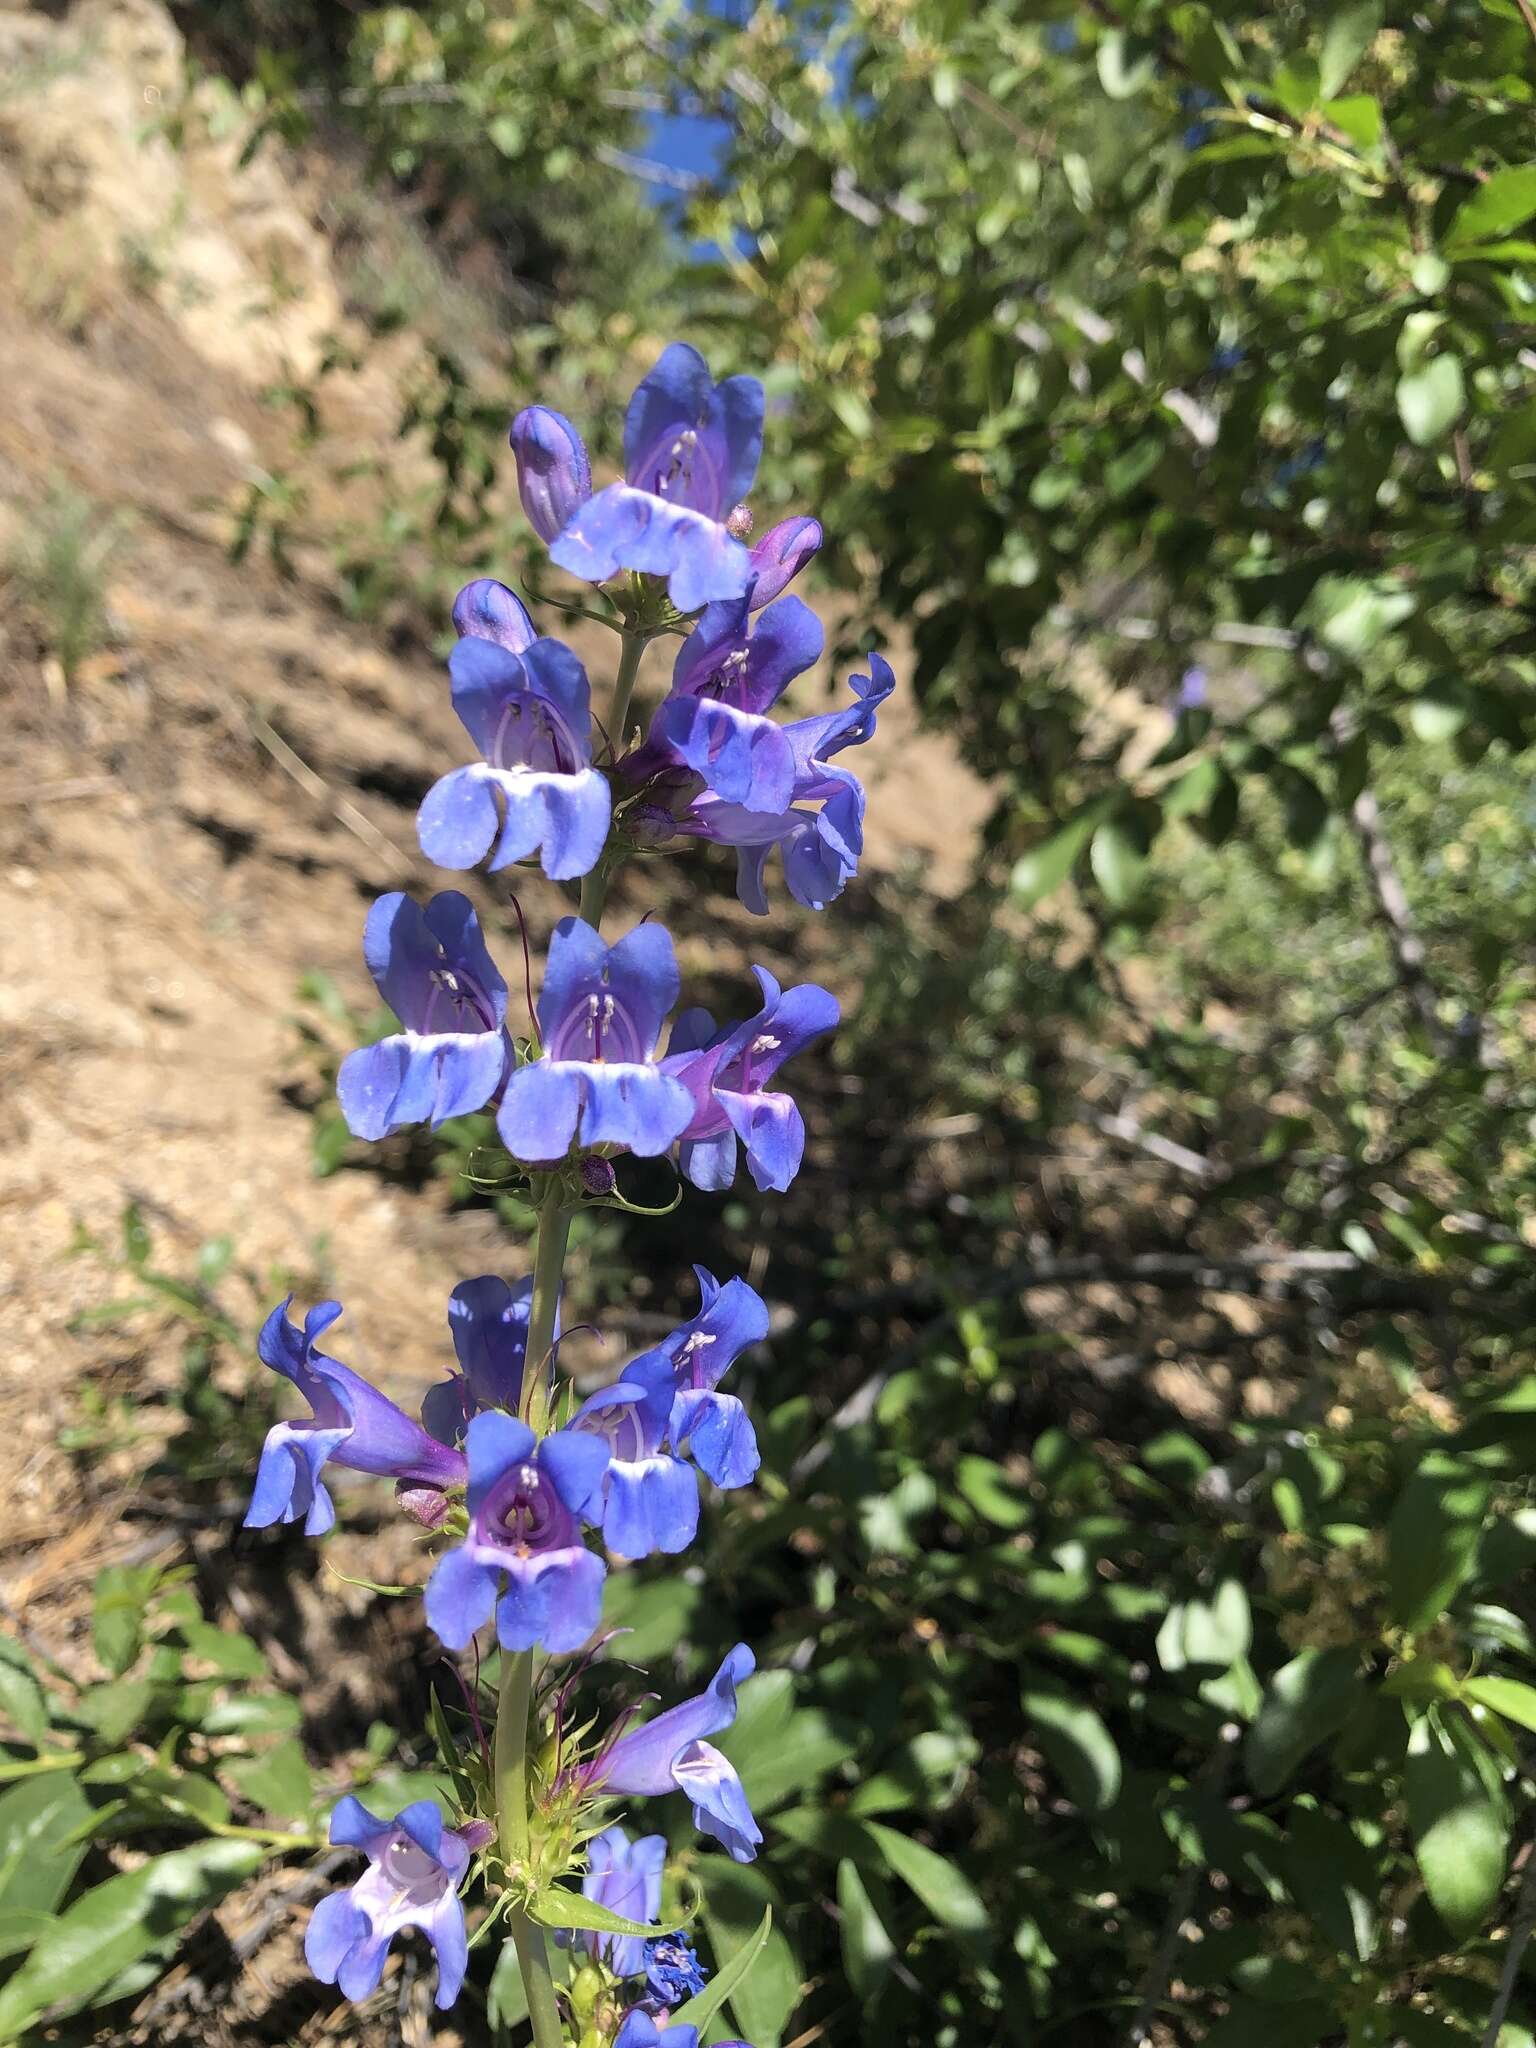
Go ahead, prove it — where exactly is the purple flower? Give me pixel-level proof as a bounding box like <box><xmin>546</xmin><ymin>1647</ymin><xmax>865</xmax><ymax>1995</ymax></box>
<box><xmin>421</xmin><ymin>1275</ymin><xmax>537</xmax><ymax>1449</ymax></box>
<box><xmin>245</xmin><ymin>1300</ymin><xmax>465</xmax><ymax>1537</ymax></box>
<box><xmin>626</xmin><ymin>592</ymin><xmax>823</xmax><ymax>814</ymax></box>
<box><xmin>305</xmin><ymin>1796</ymin><xmax>469</xmax><ymax>2010</ymax></box>
<box><xmin>663</xmin><ymin>970</ymin><xmax>839</xmax><ymax>1193</ymax></box>
<box><xmin>644</xmin><ymin>1931</ymin><xmax>707</xmax><ymax>2006</ymax></box>
<box><xmin>675</xmin><ymin>653</ymin><xmax>895</xmax><ymax>915</ymax></box>
<box><xmin>550</xmin><ymin>344</ymin><xmax>764</xmax><ymax>613</ymax></box>
<box><xmin>336</xmin><ymin>892</ymin><xmax>509</xmax><ymax>1142</ymax></box>
<box><xmin>424</xmin><ymin>1411</ymin><xmax>610</xmax><ymax>1654</ymax></box>
<box><xmin>511</xmin><ymin>406</ymin><xmax>593</xmax><ymax>545</ymax></box>
<box><xmin>746</xmin><ymin>514</ymin><xmax>822</xmax><ymax>609</ymax></box>
<box><xmin>497</xmin><ymin>918</ymin><xmax>695</xmax><ymax>1165</ymax></box>
<box><xmin>588</xmin><ymin>1644</ymin><xmax>762</xmax><ymax>1862</ymax></box>
<box><xmin>572</xmin><ymin>1269</ymin><xmax>766</xmax><ymax>1556</ymax></box>
<box><xmin>451</xmin><ymin>575</ymin><xmax>536</xmax><ymax>654</ymax></box>
<box><xmin>417</xmin><ymin>635</ymin><xmax>611</xmax><ymax>881</ymax></box>
<box><xmin>614</xmin><ymin>2016</ymin><xmax>699</xmax><ymax>2048</ymax></box>
<box><xmin>569</xmin><ymin>1825</ymin><xmax>665</xmax><ymax>1977</ymax></box>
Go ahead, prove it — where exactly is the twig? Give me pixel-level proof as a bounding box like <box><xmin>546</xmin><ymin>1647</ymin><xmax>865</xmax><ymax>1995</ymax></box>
<box><xmin>1482</xmin><ymin>1836</ymin><xmax>1536</xmax><ymax>2048</ymax></box>
<box><xmin>245</xmin><ymin>711</ymin><xmax>407</xmax><ymax>865</ymax></box>
<box><xmin>0</xmin><ymin>776</ymin><xmax>116</xmax><ymax>807</ymax></box>
<box><xmin>1345</xmin><ymin>785</ymin><xmax>1452</xmax><ymax>1054</ymax></box>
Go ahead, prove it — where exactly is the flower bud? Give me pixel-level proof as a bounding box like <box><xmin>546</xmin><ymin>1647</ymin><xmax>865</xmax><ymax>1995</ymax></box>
<box><xmin>580</xmin><ymin>1155</ymin><xmax>617</xmax><ymax>1196</ymax></box>
<box><xmin>747</xmin><ymin>514</ymin><xmax>822</xmax><ymax>608</ymax></box>
<box><xmin>510</xmin><ymin>405</ymin><xmax>592</xmax><ymax>544</ymax></box>
<box><xmin>395</xmin><ymin>1481</ymin><xmax>451</xmax><ymax>1529</ymax></box>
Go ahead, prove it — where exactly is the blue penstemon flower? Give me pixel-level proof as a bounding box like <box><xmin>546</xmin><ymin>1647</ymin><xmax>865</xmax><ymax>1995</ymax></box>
<box><xmin>305</xmin><ymin>1796</ymin><xmax>483</xmax><ymax>2009</ymax></box>
<box><xmin>532</xmin><ymin>344</ymin><xmax>765</xmax><ymax>613</ymax></box>
<box><xmin>424</xmin><ymin>1410</ymin><xmax>610</xmax><ymax>1653</ymax></box>
<box><xmin>336</xmin><ymin>890</ymin><xmax>510</xmax><ymax>1141</ymax></box>
<box><xmin>497</xmin><ymin>916</ymin><xmax>695</xmax><ymax>1164</ymax></box>
<box><xmin>245</xmin><ymin>1298</ymin><xmax>465</xmax><ymax>1535</ymax></box>
<box><xmin>571</xmin><ymin>1267</ymin><xmax>769</xmax><ymax>1556</ymax></box>
<box><xmin>418</xmin><ymin>604</ymin><xmax>612</xmax><ymax>881</ymax></box>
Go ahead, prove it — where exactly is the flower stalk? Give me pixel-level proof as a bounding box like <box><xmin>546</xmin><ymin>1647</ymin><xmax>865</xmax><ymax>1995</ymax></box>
<box><xmin>247</xmin><ymin>340</ymin><xmax>892</xmax><ymax>2043</ymax></box>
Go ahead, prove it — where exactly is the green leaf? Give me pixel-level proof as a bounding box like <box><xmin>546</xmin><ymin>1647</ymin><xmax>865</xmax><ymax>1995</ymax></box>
<box><xmin>177</xmin><ymin>1622</ymin><xmax>267</xmax><ymax>1680</ymax></box>
<box><xmin>1022</xmin><ymin>1689</ymin><xmax>1122</xmax><ymax>1812</ymax></box>
<box><xmin>1089</xmin><ymin>810</ymin><xmax>1152</xmax><ymax>907</ymax></box>
<box><xmin>671</xmin><ymin>1904</ymin><xmax>772</xmax><ymax>2033</ymax></box>
<box><xmin>488</xmin><ymin>1939</ymin><xmax>529</xmax><ymax>2028</ymax></box>
<box><xmin>197</xmin><ymin>1693</ymin><xmax>302</xmax><ymax>1737</ymax></box>
<box><xmin>1447</xmin><ymin>165</ymin><xmax>1536</xmax><ymax>248</ymax></box>
<box><xmin>1463</xmin><ymin>1675</ymin><xmax>1536</xmax><ymax>1735</ymax></box>
<box><xmin>1182</xmin><ymin>1580</ymin><xmax>1253</xmax><ymax>1671</ymax></box>
<box><xmin>72</xmin><ymin>1678</ymin><xmax>159</xmax><ymax>1746</ymax></box>
<box><xmin>953</xmin><ymin>1455</ymin><xmax>1030</xmax><ymax>1529</ymax></box>
<box><xmin>1010</xmin><ymin>798</ymin><xmax>1113</xmax><ymax>905</ymax></box>
<box><xmin>1388</xmin><ymin>1453</ymin><xmax>1490</xmax><ymax>1631</ymax></box>
<box><xmin>0</xmin><ymin>1773</ymin><xmax>92</xmax><ymax>1929</ymax></box>
<box><xmin>1245</xmin><ymin>1649</ymin><xmax>1363</xmax><ymax>1795</ymax></box>
<box><xmin>1097</xmin><ymin>30</ymin><xmax>1157</xmax><ymax>97</ymax></box>
<box><xmin>0</xmin><ymin>1662</ymin><xmax>48</xmax><ymax>1749</ymax></box>
<box><xmin>1318</xmin><ymin>1</ymin><xmax>1382</xmax><ymax>97</ymax></box>
<box><xmin>0</xmin><ymin>1838</ymin><xmax>262</xmax><ymax>2035</ymax></box>
<box><xmin>227</xmin><ymin>1737</ymin><xmax>312</xmax><ymax>1819</ymax></box>
<box><xmin>1397</xmin><ymin>355</ymin><xmax>1465</xmax><ymax>446</ymax></box>
<box><xmin>1310</xmin><ymin>575</ymin><xmax>1416</xmax><ymax>656</ymax></box>
<box><xmin>1281</xmin><ymin>1804</ymin><xmax>1377</xmax><ymax>1961</ymax></box>
<box><xmin>530</xmin><ymin>1887</ymin><xmax>659</xmax><ymax>1939</ymax></box>
<box><xmin>698</xmin><ymin>1861</ymin><xmax>801</xmax><ymax>2047</ymax></box>
<box><xmin>1405</xmin><ymin>1712</ymin><xmax>1508</xmax><ymax>1935</ymax></box>
<box><xmin>92</xmin><ymin>1567</ymin><xmax>156</xmax><ymax>1679</ymax></box>
<box><xmin>836</xmin><ymin>1858</ymin><xmax>896</xmax><ymax>2001</ymax></box>
<box><xmin>863</xmin><ymin>1822</ymin><xmax>988</xmax><ymax>1935</ymax></box>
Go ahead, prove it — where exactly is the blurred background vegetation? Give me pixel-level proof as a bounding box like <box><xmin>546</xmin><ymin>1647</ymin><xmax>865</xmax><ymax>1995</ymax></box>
<box><xmin>3</xmin><ymin>1</ymin><xmax>1536</xmax><ymax>2044</ymax></box>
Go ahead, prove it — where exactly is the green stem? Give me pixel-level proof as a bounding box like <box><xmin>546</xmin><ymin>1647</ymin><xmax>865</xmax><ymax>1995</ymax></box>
<box><xmin>490</xmin><ymin>1194</ymin><xmax>572</xmax><ymax>2047</ymax></box>
<box><xmin>510</xmin><ymin>1908</ymin><xmax>567</xmax><ymax>2048</ymax></box>
<box><xmin>494</xmin><ymin>1649</ymin><xmax>534</xmax><ymax>1863</ymax></box>
<box><xmin>606</xmin><ymin>627</ymin><xmax>646</xmax><ymax>765</ymax></box>
<box><xmin>523</xmin><ymin>1184</ymin><xmax>573</xmax><ymax>1422</ymax></box>
<box><xmin>0</xmin><ymin>1751</ymin><xmax>83</xmax><ymax>1782</ymax></box>
<box><xmin>580</xmin><ymin>626</ymin><xmax>648</xmax><ymax>930</ymax></box>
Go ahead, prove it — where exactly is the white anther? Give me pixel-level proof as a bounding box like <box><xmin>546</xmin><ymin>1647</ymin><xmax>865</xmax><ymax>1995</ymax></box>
<box><xmin>751</xmin><ymin>1033</ymin><xmax>781</xmax><ymax>1054</ymax></box>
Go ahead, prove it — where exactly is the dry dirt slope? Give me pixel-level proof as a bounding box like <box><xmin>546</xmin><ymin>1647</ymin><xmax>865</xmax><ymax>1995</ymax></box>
<box><xmin>0</xmin><ymin>0</ymin><xmax>987</xmax><ymax>1644</ymax></box>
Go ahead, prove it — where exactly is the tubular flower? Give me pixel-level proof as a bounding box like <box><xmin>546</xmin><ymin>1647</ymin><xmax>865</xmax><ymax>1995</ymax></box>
<box><xmin>550</xmin><ymin>343</ymin><xmax>764</xmax><ymax>613</ymax></box>
<box><xmin>336</xmin><ymin>891</ymin><xmax>509</xmax><ymax>1141</ymax></box>
<box><xmin>675</xmin><ymin>652</ymin><xmax>896</xmax><ymax>916</ymax></box>
<box><xmin>745</xmin><ymin>514</ymin><xmax>822</xmax><ymax>609</ymax></box>
<box><xmin>497</xmin><ymin>917</ymin><xmax>695</xmax><ymax>1164</ymax></box>
<box><xmin>305</xmin><ymin>1796</ymin><xmax>470</xmax><ymax>2010</ymax></box>
<box><xmin>587</xmin><ymin>1644</ymin><xmax>762</xmax><ymax>1863</ymax></box>
<box><xmin>625</xmin><ymin>591</ymin><xmax>824</xmax><ymax>814</ymax></box>
<box><xmin>421</xmin><ymin>1274</ymin><xmax>537</xmax><ymax>1449</ymax></box>
<box><xmin>424</xmin><ymin>1411</ymin><xmax>610</xmax><ymax>1654</ymax></box>
<box><xmin>567</xmin><ymin>1825</ymin><xmax>665</xmax><ymax>1978</ymax></box>
<box><xmin>663</xmin><ymin>970</ymin><xmax>840</xmax><ymax>1194</ymax></box>
<box><xmin>417</xmin><ymin>633</ymin><xmax>611</xmax><ymax>881</ymax></box>
<box><xmin>245</xmin><ymin>1299</ymin><xmax>465</xmax><ymax>1537</ymax></box>
<box><xmin>510</xmin><ymin>405</ymin><xmax>593</xmax><ymax>545</ymax></box>
<box><xmin>571</xmin><ymin>1268</ymin><xmax>767</xmax><ymax>1556</ymax></box>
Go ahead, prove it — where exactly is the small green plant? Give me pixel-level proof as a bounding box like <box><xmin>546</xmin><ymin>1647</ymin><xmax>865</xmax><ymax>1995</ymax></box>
<box><xmin>0</xmin><ymin>1561</ymin><xmax>442</xmax><ymax>2040</ymax></box>
<box><xmin>3</xmin><ymin>487</ymin><xmax>133</xmax><ymax>691</ymax></box>
<box><xmin>65</xmin><ymin>1204</ymin><xmax>286</xmax><ymax>1488</ymax></box>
